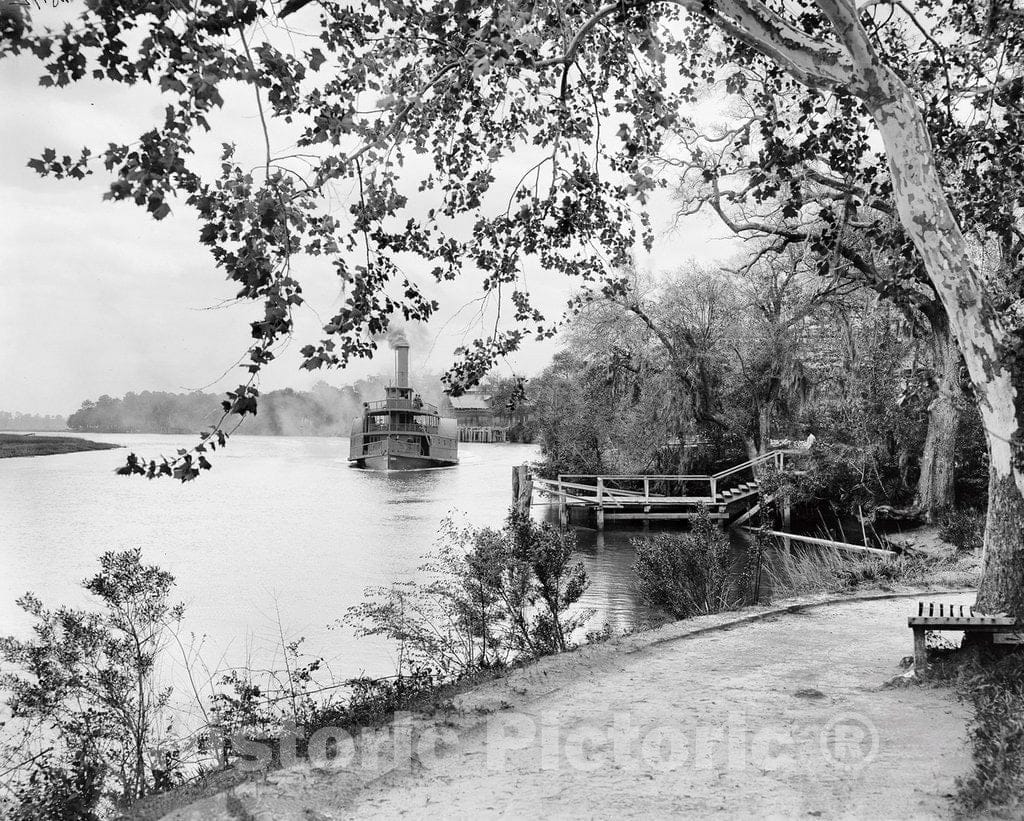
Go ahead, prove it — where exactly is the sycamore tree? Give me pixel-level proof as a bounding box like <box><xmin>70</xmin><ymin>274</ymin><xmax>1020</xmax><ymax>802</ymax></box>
<box><xmin>2</xmin><ymin>1</ymin><xmax>1023</xmax><ymax>613</ymax></box>
<box><xmin>668</xmin><ymin>26</ymin><xmax>1011</xmax><ymax>520</ymax></box>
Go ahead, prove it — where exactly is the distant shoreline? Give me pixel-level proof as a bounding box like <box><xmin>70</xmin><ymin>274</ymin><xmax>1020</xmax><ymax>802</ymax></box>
<box><xmin>0</xmin><ymin>433</ymin><xmax>122</xmax><ymax>458</ymax></box>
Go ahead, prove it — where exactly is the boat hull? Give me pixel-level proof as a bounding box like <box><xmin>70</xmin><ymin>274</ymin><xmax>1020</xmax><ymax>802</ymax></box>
<box><xmin>355</xmin><ymin>453</ymin><xmax>458</xmax><ymax>471</ymax></box>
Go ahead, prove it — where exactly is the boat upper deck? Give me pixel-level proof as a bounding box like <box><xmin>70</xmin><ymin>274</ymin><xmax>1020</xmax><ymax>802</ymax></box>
<box><xmin>363</xmin><ymin>397</ymin><xmax>440</xmax><ymax>415</ymax></box>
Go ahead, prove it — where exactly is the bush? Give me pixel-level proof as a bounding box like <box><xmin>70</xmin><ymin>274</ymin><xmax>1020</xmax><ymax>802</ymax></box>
<box><xmin>939</xmin><ymin>509</ymin><xmax>985</xmax><ymax>553</ymax></box>
<box><xmin>1</xmin><ymin>549</ymin><xmax>184</xmax><ymax>818</ymax></box>
<box><xmin>344</xmin><ymin>509</ymin><xmax>590</xmax><ymax>679</ymax></box>
<box><xmin>631</xmin><ymin>509</ymin><xmax>744</xmax><ymax>619</ymax></box>
<box><xmin>208</xmin><ymin>656</ymin><xmax>442</xmax><ymax>770</ymax></box>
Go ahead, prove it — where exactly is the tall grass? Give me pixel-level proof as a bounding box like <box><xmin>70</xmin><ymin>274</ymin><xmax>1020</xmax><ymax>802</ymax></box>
<box><xmin>764</xmin><ymin>546</ymin><xmax>917</xmax><ymax>598</ymax></box>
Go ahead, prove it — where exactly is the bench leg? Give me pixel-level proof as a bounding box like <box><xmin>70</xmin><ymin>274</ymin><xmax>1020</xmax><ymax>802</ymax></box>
<box><xmin>913</xmin><ymin>627</ymin><xmax>928</xmax><ymax>670</ymax></box>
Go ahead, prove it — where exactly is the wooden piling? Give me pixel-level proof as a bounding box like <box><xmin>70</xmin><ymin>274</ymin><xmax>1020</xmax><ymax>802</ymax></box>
<box><xmin>511</xmin><ymin>464</ymin><xmax>532</xmax><ymax>517</ymax></box>
<box><xmin>782</xmin><ymin>491</ymin><xmax>792</xmax><ymax>553</ymax></box>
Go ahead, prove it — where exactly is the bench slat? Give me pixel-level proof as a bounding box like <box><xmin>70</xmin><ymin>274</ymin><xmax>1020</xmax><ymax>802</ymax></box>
<box><xmin>909</xmin><ymin>617</ymin><xmax>1018</xmax><ymax>627</ymax></box>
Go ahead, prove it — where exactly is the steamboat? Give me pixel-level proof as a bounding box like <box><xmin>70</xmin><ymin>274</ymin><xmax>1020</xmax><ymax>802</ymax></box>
<box><xmin>348</xmin><ymin>339</ymin><xmax>459</xmax><ymax>470</ymax></box>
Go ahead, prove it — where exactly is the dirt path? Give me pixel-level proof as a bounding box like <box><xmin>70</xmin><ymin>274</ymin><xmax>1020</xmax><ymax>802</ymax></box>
<box><xmin>166</xmin><ymin>592</ymin><xmax>973</xmax><ymax>820</ymax></box>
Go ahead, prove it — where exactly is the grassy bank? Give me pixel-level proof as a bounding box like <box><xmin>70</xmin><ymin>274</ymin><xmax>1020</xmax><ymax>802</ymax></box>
<box><xmin>0</xmin><ymin>432</ymin><xmax>121</xmax><ymax>458</ymax></box>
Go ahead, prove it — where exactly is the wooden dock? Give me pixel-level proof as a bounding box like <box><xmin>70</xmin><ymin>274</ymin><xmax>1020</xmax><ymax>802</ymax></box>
<box><xmin>529</xmin><ymin>450</ymin><xmax>799</xmax><ymax>529</ymax></box>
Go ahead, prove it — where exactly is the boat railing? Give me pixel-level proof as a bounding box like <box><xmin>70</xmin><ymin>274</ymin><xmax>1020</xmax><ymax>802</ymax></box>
<box><xmin>364</xmin><ymin>398</ymin><xmax>439</xmax><ymax>414</ymax></box>
<box><xmin>364</xmin><ymin>422</ymin><xmax>436</xmax><ymax>434</ymax></box>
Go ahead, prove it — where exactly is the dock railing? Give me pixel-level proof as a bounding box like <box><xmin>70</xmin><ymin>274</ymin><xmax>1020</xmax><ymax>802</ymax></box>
<box><xmin>547</xmin><ymin>449</ymin><xmax>792</xmax><ymax>507</ymax></box>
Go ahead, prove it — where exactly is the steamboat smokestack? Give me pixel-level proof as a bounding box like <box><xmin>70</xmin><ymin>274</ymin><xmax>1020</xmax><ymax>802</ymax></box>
<box><xmin>395</xmin><ymin>341</ymin><xmax>410</xmax><ymax>388</ymax></box>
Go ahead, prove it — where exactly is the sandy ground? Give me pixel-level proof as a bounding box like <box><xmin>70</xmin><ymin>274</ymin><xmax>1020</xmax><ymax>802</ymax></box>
<box><xmin>164</xmin><ymin>591</ymin><xmax>973</xmax><ymax>820</ymax></box>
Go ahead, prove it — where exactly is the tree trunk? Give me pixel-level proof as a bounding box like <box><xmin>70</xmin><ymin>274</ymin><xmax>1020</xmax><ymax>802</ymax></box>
<box><xmin>976</xmin><ymin>470</ymin><xmax>1024</xmax><ymax>615</ymax></box>
<box><xmin>914</xmin><ymin>316</ymin><xmax>960</xmax><ymax>520</ymax></box>
<box><xmin>862</xmin><ymin>77</ymin><xmax>1024</xmax><ymax>616</ymax></box>
<box><xmin>743</xmin><ymin>435</ymin><xmax>759</xmax><ymax>463</ymax></box>
<box><xmin>758</xmin><ymin>404</ymin><xmax>772</xmax><ymax>456</ymax></box>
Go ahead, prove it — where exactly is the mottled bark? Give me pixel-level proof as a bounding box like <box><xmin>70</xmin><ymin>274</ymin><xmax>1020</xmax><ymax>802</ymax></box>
<box><xmin>975</xmin><ymin>470</ymin><xmax>1024</xmax><ymax>615</ymax></box>
<box><xmin>863</xmin><ymin>79</ymin><xmax>1024</xmax><ymax>615</ymax></box>
<box><xmin>914</xmin><ymin>319</ymin><xmax>960</xmax><ymax>519</ymax></box>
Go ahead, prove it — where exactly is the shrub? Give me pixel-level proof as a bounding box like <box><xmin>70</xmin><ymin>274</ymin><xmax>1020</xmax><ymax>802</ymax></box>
<box><xmin>939</xmin><ymin>509</ymin><xmax>985</xmax><ymax>553</ymax></box>
<box><xmin>208</xmin><ymin>655</ymin><xmax>441</xmax><ymax>770</ymax></box>
<box><xmin>344</xmin><ymin>509</ymin><xmax>590</xmax><ymax>680</ymax></box>
<box><xmin>0</xmin><ymin>549</ymin><xmax>184</xmax><ymax>818</ymax></box>
<box><xmin>631</xmin><ymin>509</ymin><xmax>743</xmax><ymax>619</ymax></box>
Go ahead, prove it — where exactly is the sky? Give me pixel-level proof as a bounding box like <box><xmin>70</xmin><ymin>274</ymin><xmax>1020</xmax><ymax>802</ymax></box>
<box><xmin>0</xmin><ymin>7</ymin><xmax>737</xmax><ymax>416</ymax></box>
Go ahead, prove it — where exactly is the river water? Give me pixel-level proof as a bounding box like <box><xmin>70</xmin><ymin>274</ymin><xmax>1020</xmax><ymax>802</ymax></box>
<box><xmin>0</xmin><ymin>434</ymin><xmax>651</xmax><ymax>690</ymax></box>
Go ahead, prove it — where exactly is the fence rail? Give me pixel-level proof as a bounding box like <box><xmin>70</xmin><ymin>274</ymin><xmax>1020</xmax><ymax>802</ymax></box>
<box><xmin>526</xmin><ymin>449</ymin><xmax>808</xmax><ymax>529</ymax></box>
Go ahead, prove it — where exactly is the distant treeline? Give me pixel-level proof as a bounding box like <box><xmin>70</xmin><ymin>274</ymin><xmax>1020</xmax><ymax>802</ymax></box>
<box><xmin>66</xmin><ymin>377</ymin><xmax>446</xmax><ymax>436</ymax></box>
<box><xmin>0</xmin><ymin>411</ymin><xmax>68</xmax><ymax>431</ymax></box>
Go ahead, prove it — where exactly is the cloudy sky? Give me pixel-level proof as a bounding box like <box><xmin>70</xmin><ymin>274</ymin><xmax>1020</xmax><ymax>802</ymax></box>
<box><xmin>0</xmin><ymin>8</ymin><xmax>736</xmax><ymax>416</ymax></box>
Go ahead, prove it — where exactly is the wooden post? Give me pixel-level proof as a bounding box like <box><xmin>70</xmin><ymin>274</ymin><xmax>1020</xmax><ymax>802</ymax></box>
<box><xmin>512</xmin><ymin>464</ymin><xmax>531</xmax><ymax>517</ymax></box>
<box><xmin>913</xmin><ymin>627</ymin><xmax>928</xmax><ymax>670</ymax></box>
<box><xmin>782</xmin><ymin>491</ymin><xmax>792</xmax><ymax>554</ymax></box>
<box><xmin>710</xmin><ymin>476</ymin><xmax>717</xmax><ymax>504</ymax></box>
<box><xmin>644</xmin><ymin>477</ymin><xmax>650</xmax><ymax>502</ymax></box>
<box><xmin>596</xmin><ymin>508</ymin><xmax>605</xmax><ymax>531</ymax></box>
<box><xmin>558</xmin><ymin>490</ymin><xmax>568</xmax><ymax>529</ymax></box>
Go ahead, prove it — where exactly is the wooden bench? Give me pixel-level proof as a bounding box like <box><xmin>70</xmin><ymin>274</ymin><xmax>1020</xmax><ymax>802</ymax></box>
<box><xmin>909</xmin><ymin>602</ymin><xmax>1019</xmax><ymax>668</ymax></box>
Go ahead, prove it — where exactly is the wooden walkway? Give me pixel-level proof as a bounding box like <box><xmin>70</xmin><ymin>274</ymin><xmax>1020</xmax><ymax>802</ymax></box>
<box><xmin>530</xmin><ymin>450</ymin><xmax>799</xmax><ymax>529</ymax></box>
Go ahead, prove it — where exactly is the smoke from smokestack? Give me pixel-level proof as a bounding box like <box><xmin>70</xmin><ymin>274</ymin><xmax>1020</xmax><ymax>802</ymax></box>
<box><xmin>387</xmin><ymin>327</ymin><xmax>410</xmax><ymax>349</ymax></box>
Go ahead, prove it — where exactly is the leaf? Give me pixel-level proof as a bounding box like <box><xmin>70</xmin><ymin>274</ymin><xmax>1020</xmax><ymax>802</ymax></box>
<box><xmin>159</xmin><ymin>74</ymin><xmax>187</xmax><ymax>94</ymax></box>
